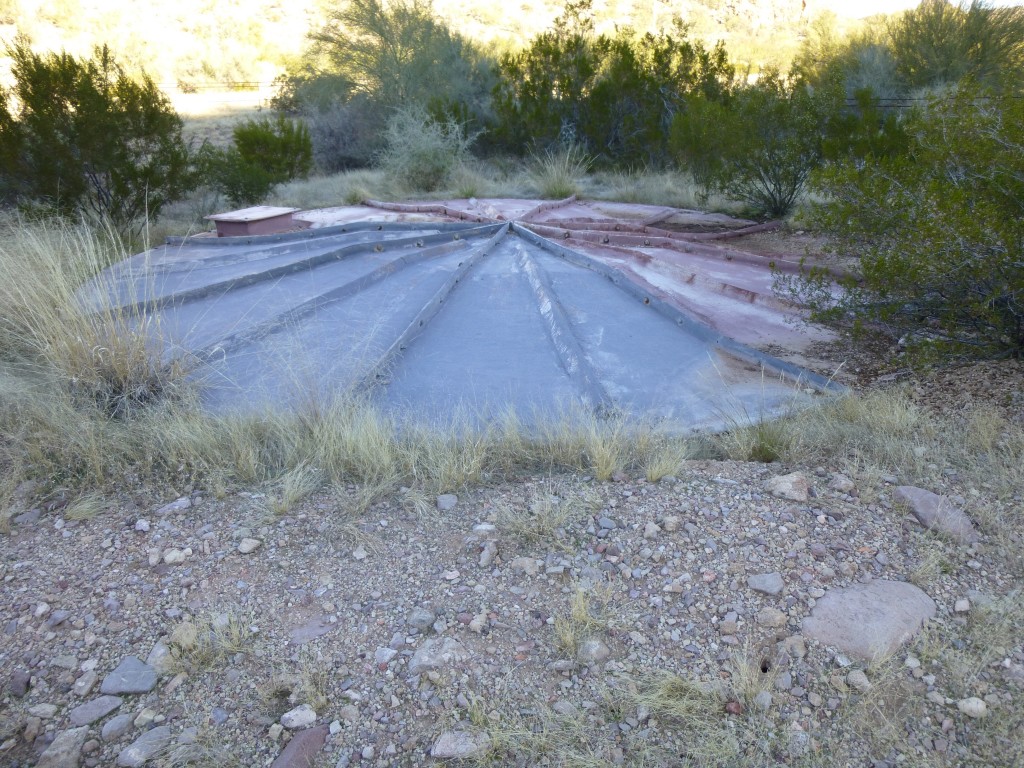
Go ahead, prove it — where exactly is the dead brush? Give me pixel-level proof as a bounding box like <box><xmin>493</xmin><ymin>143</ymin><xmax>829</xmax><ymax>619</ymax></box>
<box><xmin>552</xmin><ymin>584</ymin><xmax>610</xmax><ymax>658</ymax></box>
<box><xmin>167</xmin><ymin>613</ymin><xmax>251</xmax><ymax>673</ymax></box>
<box><xmin>632</xmin><ymin>672</ymin><xmax>743</xmax><ymax>764</ymax></box>
<box><xmin>495</xmin><ymin>479</ymin><xmax>597</xmax><ymax>546</ymax></box>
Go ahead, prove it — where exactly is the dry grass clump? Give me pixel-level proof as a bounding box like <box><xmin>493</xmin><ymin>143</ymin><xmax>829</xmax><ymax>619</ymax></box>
<box><xmin>167</xmin><ymin>612</ymin><xmax>251</xmax><ymax>673</ymax></box>
<box><xmin>632</xmin><ymin>673</ymin><xmax>743</xmax><ymax>764</ymax></box>
<box><xmin>586</xmin><ymin>168</ymin><xmax>738</xmax><ymax>212</ymax></box>
<box><xmin>527</xmin><ymin>144</ymin><xmax>593</xmax><ymax>200</ymax></box>
<box><xmin>0</xmin><ymin>218</ymin><xmax>191</xmax><ymax>419</ymax></box>
<box><xmin>642</xmin><ymin>439</ymin><xmax>694</xmax><ymax>482</ymax></box>
<box><xmin>552</xmin><ymin>585</ymin><xmax>610</xmax><ymax>658</ymax></box>
<box><xmin>474</xmin><ymin>694</ymin><xmax>665</xmax><ymax>767</ymax></box>
<box><xmin>63</xmin><ymin>492</ymin><xmax>108</xmax><ymax>521</ymax></box>
<box><xmin>720</xmin><ymin>411</ymin><xmax>795</xmax><ymax>463</ymax></box>
<box><xmin>160</xmin><ymin>726</ymin><xmax>244</xmax><ymax>768</ymax></box>
<box><xmin>495</xmin><ymin>479</ymin><xmax>598</xmax><ymax>545</ymax></box>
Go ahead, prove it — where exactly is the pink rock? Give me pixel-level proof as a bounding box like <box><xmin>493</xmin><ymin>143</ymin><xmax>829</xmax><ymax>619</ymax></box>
<box><xmin>766</xmin><ymin>472</ymin><xmax>811</xmax><ymax>502</ymax></box>
<box><xmin>894</xmin><ymin>486</ymin><xmax>979</xmax><ymax>544</ymax></box>
<box><xmin>270</xmin><ymin>724</ymin><xmax>328</xmax><ymax>768</ymax></box>
<box><xmin>802</xmin><ymin>580</ymin><xmax>936</xmax><ymax>661</ymax></box>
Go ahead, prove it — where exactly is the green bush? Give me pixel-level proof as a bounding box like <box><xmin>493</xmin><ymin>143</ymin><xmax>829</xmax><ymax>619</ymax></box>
<box><xmin>378</xmin><ymin>106</ymin><xmax>475</xmax><ymax>192</ymax></box>
<box><xmin>888</xmin><ymin>0</ymin><xmax>1024</xmax><ymax>92</ymax></box>
<box><xmin>197</xmin><ymin>114</ymin><xmax>313</xmax><ymax>207</ymax></box>
<box><xmin>670</xmin><ymin>73</ymin><xmax>829</xmax><ymax>217</ymax></box>
<box><xmin>276</xmin><ymin>0</ymin><xmax>495</xmax><ymax>156</ymax></box>
<box><xmin>232</xmin><ymin>115</ymin><xmax>313</xmax><ymax>182</ymax></box>
<box><xmin>0</xmin><ymin>42</ymin><xmax>192</xmax><ymax>232</ymax></box>
<box><xmin>786</xmin><ymin>83</ymin><xmax>1024</xmax><ymax>359</ymax></box>
<box><xmin>201</xmin><ymin>148</ymin><xmax>277</xmax><ymax>207</ymax></box>
<box><xmin>493</xmin><ymin>2</ymin><xmax>733</xmax><ymax>165</ymax></box>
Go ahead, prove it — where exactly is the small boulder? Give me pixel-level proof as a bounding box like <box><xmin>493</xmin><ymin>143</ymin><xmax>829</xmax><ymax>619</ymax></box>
<box><xmin>101</xmin><ymin>713</ymin><xmax>134</xmax><ymax>742</ymax></box>
<box><xmin>828</xmin><ymin>473</ymin><xmax>856</xmax><ymax>493</ymax></box>
<box><xmin>8</xmin><ymin>669</ymin><xmax>31</xmax><ymax>698</ymax></box>
<box><xmin>116</xmin><ymin>726</ymin><xmax>172</xmax><ymax>767</ymax></box>
<box><xmin>577</xmin><ymin>639</ymin><xmax>611</xmax><ymax>664</ymax></box>
<box><xmin>68</xmin><ymin>695</ymin><xmax>123</xmax><ymax>726</ymax></box>
<box><xmin>846</xmin><ymin>669</ymin><xmax>872</xmax><ymax>693</ymax></box>
<box><xmin>101</xmin><ymin>657</ymin><xmax>157</xmax><ymax>695</ymax></box>
<box><xmin>767</xmin><ymin>472</ymin><xmax>811</xmax><ymax>502</ymax></box>
<box><xmin>802</xmin><ymin>580</ymin><xmax>936</xmax><ymax>661</ymax></box>
<box><xmin>509</xmin><ymin>557</ymin><xmax>539</xmax><ymax>576</ymax></box>
<box><xmin>155</xmin><ymin>497</ymin><xmax>190</xmax><ymax>515</ymax></box>
<box><xmin>894</xmin><ymin>486</ymin><xmax>979</xmax><ymax>544</ymax></box>
<box><xmin>36</xmin><ymin>726</ymin><xmax>89</xmax><ymax>768</ymax></box>
<box><xmin>238</xmin><ymin>538</ymin><xmax>262</xmax><ymax>554</ymax></box>
<box><xmin>748</xmin><ymin>572</ymin><xmax>784</xmax><ymax>596</ymax></box>
<box><xmin>269</xmin><ymin>724</ymin><xmax>328</xmax><ymax>768</ymax></box>
<box><xmin>431</xmin><ymin>731</ymin><xmax>491</xmax><ymax>760</ymax></box>
<box><xmin>281</xmin><ymin>704</ymin><xmax>317</xmax><ymax>730</ymax></box>
<box><xmin>756</xmin><ymin>607</ymin><xmax>788</xmax><ymax>628</ymax></box>
<box><xmin>409</xmin><ymin>637</ymin><xmax>468</xmax><ymax>675</ymax></box>
<box><xmin>957</xmin><ymin>697</ymin><xmax>987</xmax><ymax>719</ymax></box>
<box><xmin>407</xmin><ymin>607</ymin><xmax>436</xmax><ymax>632</ymax></box>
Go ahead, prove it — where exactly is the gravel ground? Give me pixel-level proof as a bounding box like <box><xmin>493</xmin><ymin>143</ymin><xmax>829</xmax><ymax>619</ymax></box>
<box><xmin>2</xmin><ymin>444</ymin><xmax>1021</xmax><ymax>767</ymax></box>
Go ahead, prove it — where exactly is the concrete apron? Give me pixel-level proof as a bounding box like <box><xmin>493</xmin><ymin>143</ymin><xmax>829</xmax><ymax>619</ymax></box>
<box><xmin>85</xmin><ymin>204</ymin><xmax>842</xmax><ymax>433</ymax></box>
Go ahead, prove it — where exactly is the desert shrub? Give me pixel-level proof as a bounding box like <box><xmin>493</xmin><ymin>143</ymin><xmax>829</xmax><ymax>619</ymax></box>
<box><xmin>666</xmin><ymin>94</ymin><xmax>731</xmax><ymax>202</ymax></box>
<box><xmin>670</xmin><ymin>73</ymin><xmax>829</xmax><ymax>217</ymax></box>
<box><xmin>276</xmin><ymin>0</ymin><xmax>495</xmax><ymax>165</ymax></box>
<box><xmin>887</xmin><ymin>0</ymin><xmax>1024</xmax><ymax>91</ymax></box>
<box><xmin>378</xmin><ymin>106</ymin><xmax>474</xmax><ymax>192</ymax></box>
<box><xmin>0</xmin><ymin>42</ymin><xmax>192</xmax><ymax>232</ymax></box>
<box><xmin>197</xmin><ymin>114</ymin><xmax>313</xmax><ymax>206</ymax></box>
<box><xmin>821</xmin><ymin>88</ymin><xmax>910</xmax><ymax>162</ymax></box>
<box><xmin>795</xmin><ymin>0</ymin><xmax>1024</xmax><ymax>101</ymax></box>
<box><xmin>786</xmin><ymin>83</ymin><xmax>1024</xmax><ymax>359</ymax></box>
<box><xmin>232</xmin><ymin>115</ymin><xmax>313</xmax><ymax>182</ymax></box>
<box><xmin>197</xmin><ymin>146</ymin><xmax>276</xmax><ymax>207</ymax></box>
<box><xmin>491</xmin><ymin>2</ymin><xmax>598</xmax><ymax>155</ymax></box>
<box><xmin>305</xmin><ymin>96</ymin><xmax>388</xmax><ymax>172</ymax></box>
<box><xmin>303</xmin><ymin>0</ymin><xmax>492</xmax><ymax>112</ymax></box>
<box><xmin>492</xmin><ymin>2</ymin><xmax>733</xmax><ymax>165</ymax></box>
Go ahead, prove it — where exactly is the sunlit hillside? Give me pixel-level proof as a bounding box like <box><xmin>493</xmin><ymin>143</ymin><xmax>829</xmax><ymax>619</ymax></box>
<box><xmin>0</xmin><ymin>0</ymin><xmax>882</xmax><ymax>87</ymax></box>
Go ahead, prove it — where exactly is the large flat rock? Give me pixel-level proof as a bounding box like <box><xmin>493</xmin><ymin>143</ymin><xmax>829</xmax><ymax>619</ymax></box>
<box><xmin>802</xmin><ymin>580</ymin><xmax>936</xmax><ymax>661</ymax></box>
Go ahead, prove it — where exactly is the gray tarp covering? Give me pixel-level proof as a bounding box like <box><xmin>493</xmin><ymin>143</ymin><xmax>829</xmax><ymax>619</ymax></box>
<box><xmin>85</xmin><ymin>200</ymin><xmax>840</xmax><ymax>430</ymax></box>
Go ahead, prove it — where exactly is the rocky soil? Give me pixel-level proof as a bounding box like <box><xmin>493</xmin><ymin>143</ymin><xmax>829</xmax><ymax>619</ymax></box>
<box><xmin>1</xmin><ymin>437</ymin><xmax>1022</xmax><ymax>767</ymax></box>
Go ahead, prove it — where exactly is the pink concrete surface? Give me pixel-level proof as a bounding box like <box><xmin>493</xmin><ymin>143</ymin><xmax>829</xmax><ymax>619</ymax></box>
<box><xmin>290</xmin><ymin>198</ymin><xmax>838</xmax><ymax>360</ymax></box>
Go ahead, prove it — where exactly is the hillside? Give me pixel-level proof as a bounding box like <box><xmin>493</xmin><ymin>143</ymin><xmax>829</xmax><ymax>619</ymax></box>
<box><xmin>0</xmin><ymin>0</ymin><xmax>880</xmax><ymax>87</ymax></box>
